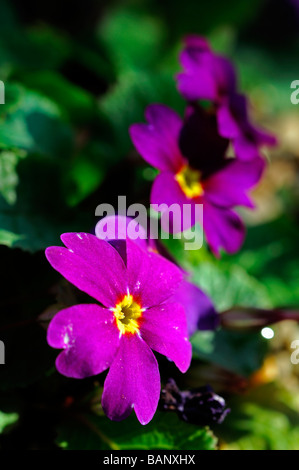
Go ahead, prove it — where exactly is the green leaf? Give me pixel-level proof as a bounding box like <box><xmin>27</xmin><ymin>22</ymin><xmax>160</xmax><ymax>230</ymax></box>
<box><xmin>66</xmin><ymin>154</ymin><xmax>106</xmax><ymax>206</ymax></box>
<box><xmin>0</xmin><ymin>154</ymin><xmax>91</xmax><ymax>252</ymax></box>
<box><xmin>0</xmin><ymin>86</ymin><xmax>73</xmax><ymax>158</ymax></box>
<box><xmin>0</xmin><ymin>149</ymin><xmax>26</xmax><ymax>204</ymax></box>
<box><xmin>99</xmin><ymin>9</ymin><xmax>165</xmax><ymax>72</ymax></box>
<box><xmin>162</xmin><ymin>242</ymin><xmax>272</xmax><ymax>376</ymax></box>
<box><xmin>191</xmin><ymin>262</ymin><xmax>272</xmax><ymax>312</ymax></box>
<box><xmin>56</xmin><ymin>411</ymin><xmax>217</xmax><ymax>450</ymax></box>
<box><xmin>224</xmin><ymin>403</ymin><xmax>299</xmax><ymax>450</ymax></box>
<box><xmin>0</xmin><ymin>229</ymin><xmax>24</xmax><ymax>248</ymax></box>
<box><xmin>20</xmin><ymin>70</ymin><xmax>95</xmax><ymax>124</ymax></box>
<box><xmin>0</xmin><ymin>410</ymin><xmax>19</xmax><ymax>433</ymax></box>
<box><xmin>99</xmin><ymin>68</ymin><xmax>184</xmax><ymax>159</ymax></box>
<box><xmin>231</xmin><ymin>215</ymin><xmax>299</xmax><ymax>306</ymax></box>
<box><xmin>162</xmin><ymin>239</ymin><xmax>272</xmax><ymax>312</ymax></box>
<box><xmin>191</xmin><ymin>329</ymin><xmax>268</xmax><ymax>376</ymax></box>
<box><xmin>233</xmin><ymin>44</ymin><xmax>299</xmax><ymax>113</ymax></box>
<box><xmin>0</xmin><ymin>82</ymin><xmax>23</xmax><ymax>115</ymax></box>
<box><xmin>0</xmin><ymin>22</ymin><xmax>70</xmax><ymax>72</ymax></box>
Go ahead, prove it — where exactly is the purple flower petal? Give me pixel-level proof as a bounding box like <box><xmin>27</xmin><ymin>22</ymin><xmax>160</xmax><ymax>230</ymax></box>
<box><xmin>254</xmin><ymin>127</ymin><xmax>277</xmax><ymax>148</ymax></box>
<box><xmin>95</xmin><ymin>215</ymin><xmax>148</xmax><ymax>263</ymax></box>
<box><xmin>101</xmin><ymin>334</ymin><xmax>160</xmax><ymax>425</ymax></box>
<box><xmin>140</xmin><ymin>302</ymin><xmax>192</xmax><ymax>373</ymax></box>
<box><xmin>177</xmin><ymin>51</ymin><xmax>218</xmax><ymax>102</ymax></box>
<box><xmin>233</xmin><ymin>126</ymin><xmax>277</xmax><ymax>161</ymax></box>
<box><xmin>202</xmin><ymin>203</ymin><xmax>245</xmax><ymax>256</ymax></box>
<box><xmin>177</xmin><ymin>37</ymin><xmax>237</xmax><ymax>103</ymax></box>
<box><xmin>218</xmin><ymin>93</ymin><xmax>277</xmax><ymax>159</ymax></box>
<box><xmin>126</xmin><ymin>239</ymin><xmax>183</xmax><ymax>308</ymax></box>
<box><xmin>150</xmin><ymin>171</ymin><xmax>188</xmax><ymax>206</ymax></box>
<box><xmin>217</xmin><ymin>98</ymin><xmax>242</xmax><ymax>139</ymax></box>
<box><xmin>95</xmin><ymin>215</ymin><xmax>148</xmax><ymax>251</ymax></box>
<box><xmin>212</xmin><ymin>55</ymin><xmax>237</xmax><ymax>98</ymax></box>
<box><xmin>177</xmin><ymin>35</ymin><xmax>276</xmax><ymax>164</ymax></box>
<box><xmin>129</xmin><ymin>104</ymin><xmax>185</xmax><ymax>173</ymax></box>
<box><xmin>47</xmin><ymin>304</ymin><xmax>120</xmax><ymax>379</ymax></box>
<box><xmin>174</xmin><ymin>280</ymin><xmax>219</xmax><ymax>336</ymax></box>
<box><xmin>150</xmin><ymin>172</ymin><xmax>200</xmax><ymax>233</ymax></box>
<box><xmin>183</xmin><ymin>35</ymin><xmax>211</xmax><ymax>51</ymax></box>
<box><xmin>45</xmin><ymin>233</ymin><xmax>127</xmax><ymax>308</ymax></box>
<box><xmin>203</xmin><ymin>156</ymin><xmax>265</xmax><ymax>209</ymax></box>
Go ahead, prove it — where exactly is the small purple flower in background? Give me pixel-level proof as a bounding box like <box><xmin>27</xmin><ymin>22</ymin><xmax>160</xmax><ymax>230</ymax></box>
<box><xmin>45</xmin><ymin>233</ymin><xmax>192</xmax><ymax>425</ymax></box>
<box><xmin>176</xmin><ymin>35</ymin><xmax>277</xmax><ymax>161</ymax></box>
<box><xmin>129</xmin><ymin>103</ymin><xmax>265</xmax><ymax>256</ymax></box>
<box><xmin>95</xmin><ymin>215</ymin><xmax>219</xmax><ymax>336</ymax></box>
<box><xmin>176</xmin><ymin>35</ymin><xmax>237</xmax><ymax>104</ymax></box>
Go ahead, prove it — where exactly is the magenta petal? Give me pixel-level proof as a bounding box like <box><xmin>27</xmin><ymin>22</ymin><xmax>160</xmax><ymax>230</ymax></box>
<box><xmin>203</xmin><ymin>202</ymin><xmax>245</xmax><ymax>256</ymax></box>
<box><xmin>217</xmin><ymin>100</ymin><xmax>241</xmax><ymax>139</ymax></box>
<box><xmin>212</xmin><ymin>56</ymin><xmax>237</xmax><ymax>97</ymax></box>
<box><xmin>151</xmin><ymin>172</ymin><xmax>188</xmax><ymax>207</ymax></box>
<box><xmin>150</xmin><ymin>172</ymin><xmax>200</xmax><ymax>233</ymax></box>
<box><xmin>102</xmin><ymin>334</ymin><xmax>160</xmax><ymax>425</ymax></box>
<box><xmin>174</xmin><ymin>280</ymin><xmax>219</xmax><ymax>336</ymax></box>
<box><xmin>218</xmin><ymin>93</ymin><xmax>277</xmax><ymax>158</ymax></box>
<box><xmin>126</xmin><ymin>239</ymin><xmax>183</xmax><ymax>308</ymax></box>
<box><xmin>177</xmin><ymin>71</ymin><xmax>217</xmax><ymax>102</ymax></box>
<box><xmin>254</xmin><ymin>127</ymin><xmax>277</xmax><ymax>148</ymax></box>
<box><xmin>129</xmin><ymin>104</ymin><xmax>185</xmax><ymax>173</ymax></box>
<box><xmin>177</xmin><ymin>50</ymin><xmax>218</xmax><ymax>102</ymax></box>
<box><xmin>233</xmin><ymin>129</ymin><xmax>277</xmax><ymax>161</ymax></box>
<box><xmin>45</xmin><ymin>233</ymin><xmax>127</xmax><ymax>307</ymax></box>
<box><xmin>47</xmin><ymin>304</ymin><xmax>120</xmax><ymax>379</ymax></box>
<box><xmin>183</xmin><ymin>35</ymin><xmax>211</xmax><ymax>51</ymax></box>
<box><xmin>95</xmin><ymin>215</ymin><xmax>148</xmax><ymax>251</ymax></box>
<box><xmin>233</xmin><ymin>135</ymin><xmax>262</xmax><ymax>161</ymax></box>
<box><xmin>140</xmin><ymin>302</ymin><xmax>192</xmax><ymax>373</ymax></box>
<box><xmin>177</xmin><ymin>38</ymin><xmax>237</xmax><ymax>103</ymax></box>
<box><xmin>203</xmin><ymin>156</ymin><xmax>265</xmax><ymax>209</ymax></box>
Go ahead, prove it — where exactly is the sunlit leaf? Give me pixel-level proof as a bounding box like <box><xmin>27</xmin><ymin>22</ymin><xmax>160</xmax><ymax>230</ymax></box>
<box><xmin>56</xmin><ymin>411</ymin><xmax>217</xmax><ymax>450</ymax></box>
<box><xmin>0</xmin><ymin>410</ymin><xmax>19</xmax><ymax>433</ymax></box>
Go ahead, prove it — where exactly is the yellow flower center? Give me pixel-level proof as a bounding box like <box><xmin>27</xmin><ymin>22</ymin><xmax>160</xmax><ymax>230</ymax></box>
<box><xmin>113</xmin><ymin>294</ymin><xmax>142</xmax><ymax>335</ymax></box>
<box><xmin>175</xmin><ymin>164</ymin><xmax>204</xmax><ymax>199</ymax></box>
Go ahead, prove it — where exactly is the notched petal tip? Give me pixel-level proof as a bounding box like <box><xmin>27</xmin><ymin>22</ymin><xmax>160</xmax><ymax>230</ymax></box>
<box><xmin>44</xmin><ymin>245</ymin><xmax>64</xmax><ymax>264</ymax></box>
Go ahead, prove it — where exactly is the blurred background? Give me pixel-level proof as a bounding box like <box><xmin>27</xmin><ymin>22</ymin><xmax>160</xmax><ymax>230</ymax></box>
<box><xmin>1</xmin><ymin>0</ymin><xmax>299</xmax><ymax>450</ymax></box>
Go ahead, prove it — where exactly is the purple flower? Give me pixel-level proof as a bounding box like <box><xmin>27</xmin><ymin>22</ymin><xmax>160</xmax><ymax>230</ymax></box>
<box><xmin>177</xmin><ymin>35</ymin><xmax>237</xmax><ymax>104</ymax></box>
<box><xmin>45</xmin><ymin>232</ymin><xmax>192</xmax><ymax>425</ymax></box>
<box><xmin>129</xmin><ymin>103</ymin><xmax>265</xmax><ymax>256</ymax></box>
<box><xmin>95</xmin><ymin>215</ymin><xmax>219</xmax><ymax>336</ymax></box>
<box><xmin>177</xmin><ymin>35</ymin><xmax>277</xmax><ymax>161</ymax></box>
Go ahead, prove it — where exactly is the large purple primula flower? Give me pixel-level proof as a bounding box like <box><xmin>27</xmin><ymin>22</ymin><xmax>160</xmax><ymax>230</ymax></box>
<box><xmin>129</xmin><ymin>103</ymin><xmax>265</xmax><ymax>256</ymax></box>
<box><xmin>95</xmin><ymin>215</ymin><xmax>219</xmax><ymax>336</ymax></box>
<box><xmin>45</xmin><ymin>233</ymin><xmax>192</xmax><ymax>425</ymax></box>
<box><xmin>176</xmin><ymin>35</ymin><xmax>277</xmax><ymax>161</ymax></box>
